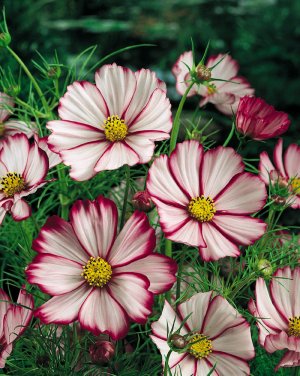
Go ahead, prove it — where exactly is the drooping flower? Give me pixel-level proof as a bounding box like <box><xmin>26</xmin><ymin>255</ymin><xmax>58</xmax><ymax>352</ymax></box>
<box><xmin>172</xmin><ymin>51</ymin><xmax>254</xmax><ymax>115</ymax></box>
<box><xmin>0</xmin><ymin>92</ymin><xmax>37</xmax><ymax>140</ymax></box>
<box><xmin>0</xmin><ymin>288</ymin><xmax>34</xmax><ymax>368</ymax></box>
<box><xmin>259</xmin><ymin>138</ymin><xmax>300</xmax><ymax>208</ymax></box>
<box><xmin>0</xmin><ymin>134</ymin><xmax>49</xmax><ymax>224</ymax></box>
<box><xmin>35</xmin><ymin>136</ymin><xmax>62</xmax><ymax>169</ymax></box>
<box><xmin>236</xmin><ymin>96</ymin><xmax>290</xmax><ymax>140</ymax></box>
<box><xmin>249</xmin><ymin>266</ymin><xmax>300</xmax><ymax>371</ymax></box>
<box><xmin>26</xmin><ymin>195</ymin><xmax>177</xmax><ymax>339</ymax></box>
<box><xmin>150</xmin><ymin>292</ymin><xmax>255</xmax><ymax>375</ymax></box>
<box><xmin>47</xmin><ymin>64</ymin><xmax>172</xmax><ymax>181</ymax></box>
<box><xmin>147</xmin><ymin>140</ymin><xmax>267</xmax><ymax>261</ymax></box>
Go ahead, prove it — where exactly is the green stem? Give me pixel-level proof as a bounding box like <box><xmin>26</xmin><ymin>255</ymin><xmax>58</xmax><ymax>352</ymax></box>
<box><xmin>223</xmin><ymin>120</ymin><xmax>236</xmax><ymax>147</ymax></box>
<box><xmin>6</xmin><ymin>46</ymin><xmax>49</xmax><ymax>117</ymax></box>
<box><xmin>163</xmin><ymin>350</ymin><xmax>173</xmax><ymax>376</ymax></box>
<box><xmin>119</xmin><ymin>165</ymin><xmax>130</xmax><ymax>230</ymax></box>
<box><xmin>169</xmin><ymin>82</ymin><xmax>194</xmax><ymax>154</ymax></box>
<box><xmin>175</xmin><ymin>251</ymin><xmax>185</xmax><ymax>311</ymax></box>
<box><xmin>57</xmin><ymin>167</ymin><xmax>69</xmax><ymax>220</ymax></box>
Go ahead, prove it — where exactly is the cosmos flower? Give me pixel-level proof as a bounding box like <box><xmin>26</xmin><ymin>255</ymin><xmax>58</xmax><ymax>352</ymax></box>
<box><xmin>249</xmin><ymin>266</ymin><xmax>300</xmax><ymax>371</ymax></box>
<box><xmin>0</xmin><ymin>134</ymin><xmax>49</xmax><ymax>224</ymax></box>
<box><xmin>259</xmin><ymin>138</ymin><xmax>300</xmax><ymax>208</ymax></box>
<box><xmin>0</xmin><ymin>92</ymin><xmax>37</xmax><ymax>140</ymax></box>
<box><xmin>35</xmin><ymin>136</ymin><xmax>62</xmax><ymax>169</ymax></box>
<box><xmin>236</xmin><ymin>96</ymin><xmax>290</xmax><ymax>140</ymax></box>
<box><xmin>150</xmin><ymin>292</ymin><xmax>254</xmax><ymax>375</ymax></box>
<box><xmin>147</xmin><ymin>140</ymin><xmax>267</xmax><ymax>261</ymax></box>
<box><xmin>172</xmin><ymin>51</ymin><xmax>253</xmax><ymax>115</ymax></box>
<box><xmin>0</xmin><ymin>288</ymin><xmax>34</xmax><ymax>368</ymax></box>
<box><xmin>47</xmin><ymin>64</ymin><xmax>172</xmax><ymax>181</ymax></box>
<box><xmin>26</xmin><ymin>195</ymin><xmax>177</xmax><ymax>340</ymax></box>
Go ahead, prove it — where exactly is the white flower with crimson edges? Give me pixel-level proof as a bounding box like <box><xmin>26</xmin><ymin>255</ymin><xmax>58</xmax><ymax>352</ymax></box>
<box><xmin>150</xmin><ymin>292</ymin><xmax>255</xmax><ymax>375</ymax></box>
<box><xmin>172</xmin><ymin>52</ymin><xmax>254</xmax><ymax>115</ymax></box>
<box><xmin>47</xmin><ymin>64</ymin><xmax>172</xmax><ymax>181</ymax></box>
<box><xmin>147</xmin><ymin>140</ymin><xmax>267</xmax><ymax>261</ymax></box>
<box><xmin>26</xmin><ymin>195</ymin><xmax>177</xmax><ymax>339</ymax></box>
<box><xmin>259</xmin><ymin>138</ymin><xmax>300</xmax><ymax>208</ymax></box>
<box><xmin>249</xmin><ymin>266</ymin><xmax>300</xmax><ymax>371</ymax></box>
<box><xmin>0</xmin><ymin>133</ymin><xmax>49</xmax><ymax>224</ymax></box>
<box><xmin>0</xmin><ymin>288</ymin><xmax>34</xmax><ymax>368</ymax></box>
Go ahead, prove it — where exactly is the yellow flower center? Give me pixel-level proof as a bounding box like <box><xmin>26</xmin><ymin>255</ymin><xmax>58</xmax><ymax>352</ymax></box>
<box><xmin>188</xmin><ymin>334</ymin><xmax>213</xmax><ymax>359</ymax></box>
<box><xmin>104</xmin><ymin>115</ymin><xmax>128</xmax><ymax>142</ymax></box>
<box><xmin>188</xmin><ymin>196</ymin><xmax>216</xmax><ymax>222</ymax></box>
<box><xmin>290</xmin><ymin>177</ymin><xmax>300</xmax><ymax>195</ymax></box>
<box><xmin>81</xmin><ymin>257</ymin><xmax>112</xmax><ymax>287</ymax></box>
<box><xmin>288</xmin><ymin>316</ymin><xmax>300</xmax><ymax>337</ymax></box>
<box><xmin>0</xmin><ymin>173</ymin><xmax>26</xmax><ymax>197</ymax></box>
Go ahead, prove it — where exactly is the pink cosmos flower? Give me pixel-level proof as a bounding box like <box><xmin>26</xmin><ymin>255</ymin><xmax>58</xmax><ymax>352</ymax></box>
<box><xmin>26</xmin><ymin>195</ymin><xmax>177</xmax><ymax>340</ymax></box>
<box><xmin>172</xmin><ymin>51</ymin><xmax>254</xmax><ymax>115</ymax></box>
<box><xmin>249</xmin><ymin>266</ymin><xmax>300</xmax><ymax>371</ymax></box>
<box><xmin>236</xmin><ymin>96</ymin><xmax>290</xmax><ymax>140</ymax></box>
<box><xmin>147</xmin><ymin>140</ymin><xmax>267</xmax><ymax>261</ymax></box>
<box><xmin>47</xmin><ymin>64</ymin><xmax>172</xmax><ymax>181</ymax></box>
<box><xmin>0</xmin><ymin>134</ymin><xmax>49</xmax><ymax>224</ymax></box>
<box><xmin>150</xmin><ymin>292</ymin><xmax>255</xmax><ymax>375</ymax></box>
<box><xmin>0</xmin><ymin>288</ymin><xmax>34</xmax><ymax>368</ymax></box>
<box><xmin>0</xmin><ymin>92</ymin><xmax>37</xmax><ymax>140</ymax></box>
<box><xmin>259</xmin><ymin>138</ymin><xmax>300</xmax><ymax>208</ymax></box>
<box><xmin>35</xmin><ymin>136</ymin><xmax>62</xmax><ymax>169</ymax></box>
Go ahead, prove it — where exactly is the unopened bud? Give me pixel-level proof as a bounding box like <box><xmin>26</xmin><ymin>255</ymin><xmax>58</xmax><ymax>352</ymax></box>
<box><xmin>271</xmin><ymin>194</ymin><xmax>286</xmax><ymax>205</ymax></box>
<box><xmin>257</xmin><ymin>259</ymin><xmax>273</xmax><ymax>277</ymax></box>
<box><xmin>0</xmin><ymin>32</ymin><xmax>11</xmax><ymax>48</ymax></box>
<box><xmin>170</xmin><ymin>333</ymin><xmax>187</xmax><ymax>349</ymax></box>
<box><xmin>196</xmin><ymin>65</ymin><xmax>211</xmax><ymax>81</ymax></box>
<box><xmin>89</xmin><ymin>340</ymin><xmax>115</xmax><ymax>364</ymax></box>
<box><xmin>47</xmin><ymin>66</ymin><xmax>61</xmax><ymax>79</ymax></box>
<box><xmin>277</xmin><ymin>176</ymin><xmax>289</xmax><ymax>189</ymax></box>
<box><xmin>132</xmin><ymin>190</ymin><xmax>154</xmax><ymax>212</ymax></box>
<box><xmin>5</xmin><ymin>85</ymin><xmax>21</xmax><ymax>97</ymax></box>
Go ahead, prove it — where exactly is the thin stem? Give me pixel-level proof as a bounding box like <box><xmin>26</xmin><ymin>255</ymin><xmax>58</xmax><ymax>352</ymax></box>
<box><xmin>163</xmin><ymin>350</ymin><xmax>173</xmax><ymax>376</ymax></box>
<box><xmin>223</xmin><ymin>121</ymin><xmax>236</xmax><ymax>147</ymax></box>
<box><xmin>175</xmin><ymin>251</ymin><xmax>185</xmax><ymax>311</ymax></box>
<box><xmin>169</xmin><ymin>82</ymin><xmax>194</xmax><ymax>154</ymax></box>
<box><xmin>119</xmin><ymin>165</ymin><xmax>130</xmax><ymax>230</ymax></box>
<box><xmin>6</xmin><ymin>46</ymin><xmax>49</xmax><ymax>117</ymax></box>
<box><xmin>57</xmin><ymin>167</ymin><xmax>69</xmax><ymax>220</ymax></box>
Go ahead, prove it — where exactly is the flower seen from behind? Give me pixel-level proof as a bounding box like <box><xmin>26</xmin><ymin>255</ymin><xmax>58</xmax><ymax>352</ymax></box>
<box><xmin>147</xmin><ymin>140</ymin><xmax>267</xmax><ymax>261</ymax></box>
<box><xmin>249</xmin><ymin>266</ymin><xmax>300</xmax><ymax>370</ymax></box>
<box><xmin>0</xmin><ymin>134</ymin><xmax>49</xmax><ymax>224</ymax></box>
<box><xmin>26</xmin><ymin>195</ymin><xmax>177</xmax><ymax>339</ymax></box>
<box><xmin>150</xmin><ymin>292</ymin><xmax>254</xmax><ymax>375</ymax></box>
<box><xmin>0</xmin><ymin>288</ymin><xmax>34</xmax><ymax>368</ymax></box>
<box><xmin>47</xmin><ymin>64</ymin><xmax>172</xmax><ymax>181</ymax></box>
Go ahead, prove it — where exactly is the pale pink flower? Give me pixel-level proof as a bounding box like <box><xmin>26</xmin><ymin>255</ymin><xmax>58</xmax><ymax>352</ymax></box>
<box><xmin>26</xmin><ymin>195</ymin><xmax>177</xmax><ymax>339</ymax></box>
<box><xmin>47</xmin><ymin>64</ymin><xmax>172</xmax><ymax>181</ymax></box>
<box><xmin>35</xmin><ymin>136</ymin><xmax>62</xmax><ymax>169</ymax></box>
<box><xmin>151</xmin><ymin>292</ymin><xmax>254</xmax><ymax>375</ymax></box>
<box><xmin>147</xmin><ymin>140</ymin><xmax>267</xmax><ymax>261</ymax></box>
<box><xmin>259</xmin><ymin>138</ymin><xmax>300</xmax><ymax>208</ymax></box>
<box><xmin>0</xmin><ymin>134</ymin><xmax>49</xmax><ymax>224</ymax></box>
<box><xmin>172</xmin><ymin>51</ymin><xmax>254</xmax><ymax>115</ymax></box>
<box><xmin>0</xmin><ymin>288</ymin><xmax>34</xmax><ymax>368</ymax></box>
<box><xmin>249</xmin><ymin>266</ymin><xmax>300</xmax><ymax>371</ymax></box>
<box><xmin>0</xmin><ymin>92</ymin><xmax>37</xmax><ymax>140</ymax></box>
<box><xmin>236</xmin><ymin>96</ymin><xmax>290</xmax><ymax>140</ymax></box>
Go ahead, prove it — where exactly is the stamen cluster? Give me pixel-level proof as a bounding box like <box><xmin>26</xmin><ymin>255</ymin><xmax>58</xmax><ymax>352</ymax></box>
<box><xmin>188</xmin><ymin>334</ymin><xmax>213</xmax><ymax>359</ymax></box>
<box><xmin>188</xmin><ymin>195</ymin><xmax>216</xmax><ymax>222</ymax></box>
<box><xmin>0</xmin><ymin>172</ymin><xmax>25</xmax><ymax>197</ymax></box>
<box><xmin>104</xmin><ymin>115</ymin><xmax>128</xmax><ymax>142</ymax></box>
<box><xmin>81</xmin><ymin>257</ymin><xmax>112</xmax><ymax>287</ymax></box>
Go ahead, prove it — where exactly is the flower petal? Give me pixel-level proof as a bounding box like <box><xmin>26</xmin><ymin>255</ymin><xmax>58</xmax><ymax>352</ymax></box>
<box><xmin>108</xmin><ymin>211</ymin><xmax>155</xmax><ymax>267</ymax></box>
<box><xmin>172</xmin><ymin>51</ymin><xmax>198</xmax><ymax>96</ymax></box>
<box><xmin>58</xmin><ymin>81</ymin><xmax>108</xmax><ymax>126</ymax></box>
<box><xmin>10</xmin><ymin>199</ymin><xmax>31</xmax><ymax>221</ymax></box>
<box><xmin>4</xmin><ymin>120</ymin><xmax>37</xmax><ymax>139</ymax></box>
<box><xmin>115</xmin><ymin>254</ymin><xmax>177</xmax><ymax>294</ymax></box>
<box><xmin>108</xmin><ymin>272</ymin><xmax>153</xmax><ymax>323</ymax></box>
<box><xmin>208</xmin><ymin>352</ymin><xmax>250</xmax><ymax>376</ymax></box>
<box><xmin>150</xmin><ymin>335</ymin><xmax>187</xmax><ymax>369</ymax></box>
<box><xmin>35</xmin><ymin>284</ymin><xmax>91</xmax><ymax>324</ymax></box>
<box><xmin>69</xmin><ymin>196</ymin><xmax>118</xmax><ymax>259</ymax></box>
<box><xmin>0</xmin><ymin>93</ymin><xmax>14</xmax><ymax>123</ymax></box>
<box><xmin>200</xmin><ymin>146</ymin><xmax>244</xmax><ymax>198</ymax></box>
<box><xmin>0</xmin><ymin>343</ymin><xmax>13</xmax><ymax>369</ymax></box>
<box><xmin>0</xmin><ymin>289</ymin><xmax>10</xmax><ymax>335</ymax></box>
<box><xmin>264</xmin><ymin>331</ymin><xmax>300</xmax><ymax>353</ymax></box>
<box><xmin>0</xmin><ymin>134</ymin><xmax>30</xmax><ymax>174</ymax></box>
<box><xmin>124</xmin><ymin>134</ymin><xmax>155</xmax><ymax>164</ymax></box>
<box><xmin>23</xmin><ymin>142</ymin><xmax>49</xmax><ymax>186</ymax></box>
<box><xmin>26</xmin><ymin>254</ymin><xmax>84</xmax><ymax>295</ymax></box>
<box><xmin>259</xmin><ymin>151</ymin><xmax>276</xmax><ymax>185</ymax></box>
<box><xmin>78</xmin><ymin>287</ymin><xmax>129</xmax><ymax>339</ymax></box>
<box><xmin>275</xmin><ymin>350</ymin><xmax>300</xmax><ymax>371</ymax></box>
<box><xmin>95</xmin><ymin>64</ymin><xmax>136</xmax><ymax>117</ymax></box>
<box><xmin>273</xmin><ymin>138</ymin><xmax>286</xmax><ymax>177</ymax></box>
<box><xmin>284</xmin><ymin>143</ymin><xmax>300</xmax><ymax>179</ymax></box>
<box><xmin>32</xmin><ymin>215</ymin><xmax>88</xmax><ymax>264</ymax></box>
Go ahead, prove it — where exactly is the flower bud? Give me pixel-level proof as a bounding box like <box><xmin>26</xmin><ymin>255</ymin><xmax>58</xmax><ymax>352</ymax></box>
<box><xmin>0</xmin><ymin>32</ymin><xmax>11</xmax><ymax>48</ymax></box>
<box><xmin>89</xmin><ymin>340</ymin><xmax>115</xmax><ymax>364</ymax></box>
<box><xmin>196</xmin><ymin>64</ymin><xmax>211</xmax><ymax>81</ymax></box>
<box><xmin>47</xmin><ymin>66</ymin><xmax>61</xmax><ymax>79</ymax></box>
<box><xmin>257</xmin><ymin>259</ymin><xmax>273</xmax><ymax>277</ymax></box>
<box><xmin>132</xmin><ymin>190</ymin><xmax>154</xmax><ymax>212</ymax></box>
<box><xmin>170</xmin><ymin>333</ymin><xmax>187</xmax><ymax>349</ymax></box>
<box><xmin>271</xmin><ymin>194</ymin><xmax>286</xmax><ymax>206</ymax></box>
